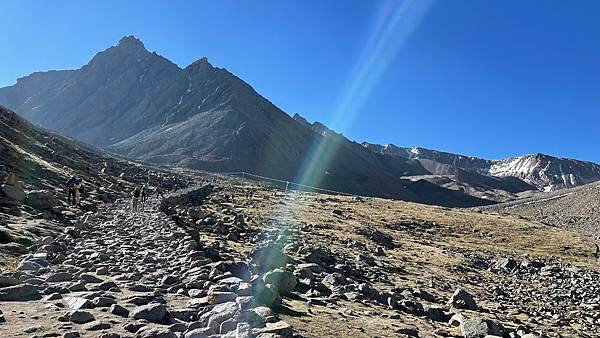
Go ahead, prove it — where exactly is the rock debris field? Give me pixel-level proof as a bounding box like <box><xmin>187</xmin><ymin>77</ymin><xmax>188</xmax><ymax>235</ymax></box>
<box><xmin>1</xmin><ymin>180</ymin><xmax>600</xmax><ymax>338</ymax></box>
<box><xmin>0</xmin><ymin>195</ymin><xmax>295</xmax><ymax>338</ymax></box>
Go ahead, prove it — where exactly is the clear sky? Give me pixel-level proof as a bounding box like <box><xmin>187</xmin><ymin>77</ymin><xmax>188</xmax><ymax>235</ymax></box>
<box><xmin>1</xmin><ymin>0</ymin><xmax>599</xmax><ymax>163</ymax></box>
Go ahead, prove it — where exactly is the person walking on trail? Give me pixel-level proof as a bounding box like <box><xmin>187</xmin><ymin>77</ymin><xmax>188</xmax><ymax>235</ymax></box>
<box><xmin>66</xmin><ymin>176</ymin><xmax>77</xmax><ymax>205</ymax></box>
<box><xmin>155</xmin><ymin>184</ymin><xmax>165</xmax><ymax>199</ymax></box>
<box><xmin>141</xmin><ymin>183</ymin><xmax>149</xmax><ymax>203</ymax></box>
<box><xmin>132</xmin><ymin>186</ymin><xmax>141</xmax><ymax>212</ymax></box>
<box><xmin>74</xmin><ymin>178</ymin><xmax>84</xmax><ymax>206</ymax></box>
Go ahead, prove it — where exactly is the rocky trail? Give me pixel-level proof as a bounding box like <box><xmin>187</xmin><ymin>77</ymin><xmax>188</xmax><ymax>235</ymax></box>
<box><xmin>3</xmin><ymin>179</ymin><xmax>600</xmax><ymax>337</ymax></box>
<box><xmin>0</xmin><ymin>195</ymin><xmax>293</xmax><ymax>338</ymax></box>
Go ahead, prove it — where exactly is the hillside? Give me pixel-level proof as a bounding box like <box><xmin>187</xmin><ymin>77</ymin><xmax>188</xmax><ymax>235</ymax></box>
<box><xmin>0</xmin><ymin>104</ymin><xmax>190</xmax><ymax>266</ymax></box>
<box><xmin>0</xmin><ymin>37</ymin><xmax>493</xmax><ymax>207</ymax></box>
<box><xmin>2</xmin><ymin>105</ymin><xmax>600</xmax><ymax>337</ymax></box>
<box><xmin>477</xmin><ymin>180</ymin><xmax>600</xmax><ymax>236</ymax></box>
<box><xmin>363</xmin><ymin>142</ymin><xmax>600</xmax><ymax>192</ymax></box>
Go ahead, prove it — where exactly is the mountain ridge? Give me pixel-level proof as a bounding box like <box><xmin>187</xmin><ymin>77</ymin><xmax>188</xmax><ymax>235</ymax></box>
<box><xmin>1</xmin><ymin>35</ymin><xmax>597</xmax><ymax>205</ymax></box>
<box><xmin>361</xmin><ymin>141</ymin><xmax>600</xmax><ymax>191</ymax></box>
<box><xmin>0</xmin><ymin>36</ymin><xmax>494</xmax><ymax>207</ymax></box>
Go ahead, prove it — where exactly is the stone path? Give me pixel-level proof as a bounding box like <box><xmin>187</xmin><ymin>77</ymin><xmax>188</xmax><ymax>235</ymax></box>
<box><xmin>0</xmin><ymin>199</ymin><xmax>293</xmax><ymax>338</ymax></box>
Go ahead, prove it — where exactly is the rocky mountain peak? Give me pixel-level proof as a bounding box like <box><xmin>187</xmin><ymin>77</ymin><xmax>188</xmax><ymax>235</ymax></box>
<box><xmin>187</xmin><ymin>56</ymin><xmax>213</xmax><ymax>71</ymax></box>
<box><xmin>116</xmin><ymin>35</ymin><xmax>146</xmax><ymax>51</ymax></box>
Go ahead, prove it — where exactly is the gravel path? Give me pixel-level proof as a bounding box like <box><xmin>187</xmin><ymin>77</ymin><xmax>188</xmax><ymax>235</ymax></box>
<box><xmin>0</xmin><ymin>199</ymin><xmax>292</xmax><ymax>338</ymax></box>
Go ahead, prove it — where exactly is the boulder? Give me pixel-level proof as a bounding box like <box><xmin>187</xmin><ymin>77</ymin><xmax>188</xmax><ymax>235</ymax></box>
<box><xmin>254</xmin><ymin>283</ymin><xmax>280</xmax><ymax>306</ymax></box>
<box><xmin>79</xmin><ymin>274</ymin><xmax>104</xmax><ymax>284</ymax></box>
<box><xmin>263</xmin><ymin>269</ymin><xmax>297</xmax><ymax>295</ymax></box>
<box><xmin>136</xmin><ymin>327</ymin><xmax>178</xmax><ymax>338</ymax></box>
<box><xmin>69</xmin><ymin>310</ymin><xmax>95</xmax><ymax>324</ymax></box>
<box><xmin>0</xmin><ymin>276</ymin><xmax>20</xmax><ymax>288</ymax></box>
<box><xmin>25</xmin><ymin>190</ymin><xmax>57</xmax><ymax>209</ymax></box>
<box><xmin>65</xmin><ymin>297</ymin><xmax>94</xmax><ymax>309</ymax></box>
<box><xmin>321</xmin><ymin>273</ymin><xmax>347</xmax><ymax>288</ymax></box>
<box><xmin>1</xmin><ymin>184</ymin><xmax>25</xmax><ymax>202</ymax></box>
<box><xmin>82</xmin><ymin>320</ymin><xmax>111</xmax><ymax>331</ymax></box>
<box><xmin>447</xmin><ymin>288</ymin><xmax>478</xmax><ymax>310</ymax></box>
<box><xmin>0</xmin><ymin>284</ymin><xmax>39</xmax><ymax>301</ymax></box>
<box><xmin>493</xmin><ymin>257</ymin><xmax>517</xmax><ymax>271</ymax></box>
<box><xmin>109</xmin><ymin>304</ymin><xmax>129</xmax><ymax>317</ymax></box>
<box><xmin>46</xmin><ymin>272</ymin><xmax>73</xmax><ymax>283</ymax></box>
<box><xmin>460</xmin><ymin>317</ymin><xmax>505</xmax><ymax>338</ymax></box>
<box><xmin>251</xmin><ymin>246</ymin><xmax>292</xmax><ymax>271</ymax></box>
<box><xmin>184</xmin><ymin>328</ymin><xmax>210</xmax><ymax>338</ymax></box>
<box><xmin>253</xmin><ymin>321</ymin><xmax>293</xmax><ymax>338</ymax></box>
<box><xmin>207</xmin><ymin>291</ymin><xmax>237</xmax><ymax>305</ymax></box>
<box><xmin>131</xmin><ymin>302</ymin><xmax>167</xmax><ymax>323</ymax></box>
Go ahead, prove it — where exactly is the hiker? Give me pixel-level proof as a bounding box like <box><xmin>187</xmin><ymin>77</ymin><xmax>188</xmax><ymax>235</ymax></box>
<box><xmin>66</xmin><ymin>176</ymin><xmax>77</xmax><ymax>205</ymax></box>
<box><xmin>132</xmin><ymin>186</ymin><xmax>141</xmax><ymax>212</ymax></box>
<box><xmin>141</xmin><ymin>183</ymin><xmax>149</xmax><ymax>203</ymax></box>
<box><xmin>173</xmin><ymin>184</ymin><xmax>179</xmax><ymax>192</ymax></box>
<box><xmin>74</xmin><ymin>178</ymin><xmax>84</xmax><ymax>206</ymax></box>
<box><xmin>155</xmin><ymin>184</ymin><xmax>164</xmax><ymax>199</ymax></box>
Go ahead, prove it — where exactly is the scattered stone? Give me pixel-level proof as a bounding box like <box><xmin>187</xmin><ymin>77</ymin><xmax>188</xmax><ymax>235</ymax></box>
<box><xmin>109</xmin><ymin>304</ymin><xmax>129</xmax><ymax>317</ymax></box>
<box><xmin>69</xmin><ymin>310</ymin><xmax>95</xmax><ymax>324</ymax></box>
<box><xmin>448</xmin><ymin>288</ymin><xmax>478</xmax><ymax>310</ymax></box>
<box><xmin>0</xmin><ymin>284</ymin><xmax>39</xmax><ymax>301</ymax></box>
<box><xmin>82</xmin><ymin>320</ymin><xmax>111</xmax><ymax>331</ymax></box>
<box><xmin>65</xmin><ymin>297</ymin><xmax>94</xmax><ymax>309</ymax></box>
<box><xmin>263</xmin><ymin>269</ymin><xmax>297</xmax><ymax>295</ymax></box>
<box><xmin>131</xmin><ymin>302</ymin><xmax>167</xmax><ymax>323</ymax></box>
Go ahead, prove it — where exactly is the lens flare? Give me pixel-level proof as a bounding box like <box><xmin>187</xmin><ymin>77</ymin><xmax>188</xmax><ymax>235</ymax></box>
<box><xmin>295</xmin><ymin>0</ymin><xmax>436</xmax><ymax>188</ymax></box>
<box><xmin>254</xmin><ymin>1</ymin><xmax>436</xmax><ymax>300</ymax></box>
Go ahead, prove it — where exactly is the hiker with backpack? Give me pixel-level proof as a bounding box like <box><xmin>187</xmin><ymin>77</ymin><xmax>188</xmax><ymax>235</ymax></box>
<box><xmin>155</xmin><ymin>184</ymin><xmax>164</xmax><ymax>199</ymax></box>
<box><xmin>74</xmin><ymin>178</ymin><xmax>84</xmax><ymax>206</ymax></box>
<box><xmin>132</xmin><ymin>186</ymin><xmax>141</xmax><ymax>212</ymax></box>
<box><xmin>141</xmin><ymin>183</ymin><xmax>149</xmax><ymax>203</ymax></box>
<box><xmin>66</xmin><ymin>176</ymin><xmax>77</xmax><ymax>205</ymax></box>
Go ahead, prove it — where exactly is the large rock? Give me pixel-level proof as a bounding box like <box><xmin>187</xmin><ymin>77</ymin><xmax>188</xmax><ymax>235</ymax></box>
<box><xmin>253</xmin><ymin>321</ymin><xmax>293</xmax><ymax>338</ymax></box>
<box><xmin>46</xmin><ymin>272</ymin><xmax>73</xmax><ymax>283</ymax></box>
<box><xmin>1</xmin><ymin>184</ymin><xmax>25</xmax><ymax>202</ymax></box>
<box><xmin>447</xmin><ymin>288</ymin><xmax>478</xmax><ymax>310</ymax></box>
<box><xmin>198</xmin><ymin>301</ymin><xmax>239</xmax><ymax>328</ymax></box>
<box><xmin>263</xmin><ymin>269</ymin><xmax>297</xmax><ymax>296</ymax></box>
<box><xmin>131</xmin><ymin>302</ymin><xmax>167</xmax><ymax>323</ymax></box>
<box><xmin>0</xmin><ymin>276</ymin><xmax>20</xmax><ymax>288</ymax></box>
<box><xmin>251</xmin><ymin>246</ymin><xmax>292</xmax><ymax>271</ymax></box>
<box><xmin>206</xmin><ymin>291</ymin><xmax>237</xmax><ymax>305</ymax></box>
<box><xmin>460</xmin><ymin>317</ymin><xmax>505</xmax><ymax>338</ymax></box>
<box><xmin>69</xmin><ymin>310</ymin><xmax>95</xmax><ymax>324</ymax></box>
<box><xmin>109</xmin><ymin>304</ymin><xmax>129</xmax><ymax>317</ymax></box>
<box><xmin>184</xmin><ymin>328</ymin><xmax>210</xmax><ymax>338</ymax></box>
<box><xmin>65</xmin><ymin>296</ymin><xmax>94</xmax><ymax>309</ymax></box>
<box><xmin>0</xmin><ymin>284</ymin><xmax>39</xmax><ymax>301</ymax></box>
<box><xmin>321</xmin><ymin>273</ymin><xmax>348</xmax><ymax>288</ymax></box>
<box><xmin>254</xmin><ymin>283</ymin><xmax>280</xmax><ymax>306</ymax></box>
<box><xmin>25</xmin><ymin>190</ymin><xmax>57</xmax><ymax>209</ymax></box>
<box><xmin>136</xmin><ymin>327</ymin><xmax>178</xmax><ymax>338</ymax></box>
<box><xmin>82</xmin><ymin>320</ymin><xmax>111</xmax><ymax>331</ymax></box>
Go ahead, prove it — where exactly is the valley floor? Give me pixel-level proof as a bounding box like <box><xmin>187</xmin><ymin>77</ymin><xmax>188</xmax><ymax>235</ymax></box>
<box><xmin>2</xmin><ymin>173</ymin><xmax>600</xmax><ymax>337</ymax></box>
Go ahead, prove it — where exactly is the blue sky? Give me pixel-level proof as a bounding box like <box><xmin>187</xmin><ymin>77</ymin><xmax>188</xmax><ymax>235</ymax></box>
<box><xmin>1</xmin><ymin>0</ymin><xmax>599</xmax><ymax>162</ymax></box>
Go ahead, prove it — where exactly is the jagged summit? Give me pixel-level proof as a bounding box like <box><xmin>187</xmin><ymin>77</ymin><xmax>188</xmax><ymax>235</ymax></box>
<box><xmin>363</xmin><ymin>141</ymin><xmax>600</xmax><ymax>191</ymax></box>
<box><xmin>116</xmin><ymin>35</ymin><xmax>146</xmax><ymax>50</ymax></box>
<box><xmin>1</xmin><ymin>36</ymin><xmax>598</xmax><ymax>205</ymax></box>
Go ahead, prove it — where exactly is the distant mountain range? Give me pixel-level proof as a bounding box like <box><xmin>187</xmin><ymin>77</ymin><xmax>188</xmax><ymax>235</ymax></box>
<box><xmin>362</xmin><ymin>143</ymin><xmax>600</xmax><ymax>192</ymax></box>
<box><xmin>1</xmin><ymin>36</ymin><xmax>599</xmax><ymax>205</ymax></box>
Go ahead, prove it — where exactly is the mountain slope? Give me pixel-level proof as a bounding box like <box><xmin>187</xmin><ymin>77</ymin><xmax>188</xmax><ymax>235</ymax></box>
<box><xmin>0</xmin><ymin>36</ymin><xmax>491</xmax><ymax>207</ymax></box>
<box><xmin>479</xmin><ymin>180</ymin><xmax>600</xmax><ymax>236</ymax></box>
<box><xmin>489</xmin><ymin>153</ymin><xmax>600</xmax><ymax>191</ymax></box>
<box><xmin>363</xmin><ymin>142</ymin><xmax>600</xmax><ymax>192</ymax></box>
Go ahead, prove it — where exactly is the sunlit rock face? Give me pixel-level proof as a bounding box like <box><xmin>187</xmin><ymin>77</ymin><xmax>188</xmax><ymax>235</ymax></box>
<box><xmin>363</xmin><ymin>142</ymin><xmax>600</xmax><ymax>192</ymax></box>
<box><xmin>0</xmin><ymin>36</ymin><xmax>501</xmax><ymax>207</ymax></box>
